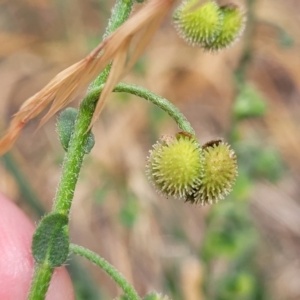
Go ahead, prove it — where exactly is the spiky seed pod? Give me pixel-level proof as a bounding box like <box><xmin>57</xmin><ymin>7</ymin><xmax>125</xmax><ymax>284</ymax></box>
<box><xmin>173</xmin><ymin>0</ymin><xmax>223</xmax><ymax>46</ymax></box>
<box><xmin>203</xmin><ymin>4</ymin><xmax>246</xmax><ymax>51</ymax></box>
<box><xmin>146</xmin><ymin>134</ymin><xmax>203</xmax><ymax>199</ymax></box>
<box><xmin>186</xmin><ymin>141</ymin><xmax>238</xmax><ymax>205</ymax></box>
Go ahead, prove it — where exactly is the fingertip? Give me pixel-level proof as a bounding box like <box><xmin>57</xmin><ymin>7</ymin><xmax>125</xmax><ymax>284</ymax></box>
<box><xmin>0</xmin><ymin>193</ymin><xmax>75</xmax><ymax>300</ymax></box>
<box><xmin>46</xmin><ymin>267</ymin><xmax>75</xmax><ymax>300</ymax></box>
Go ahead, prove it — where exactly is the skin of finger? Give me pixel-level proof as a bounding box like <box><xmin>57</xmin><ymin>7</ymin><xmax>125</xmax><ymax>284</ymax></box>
<box><xmin>0</xmin><ymin>193</ymin><xmax>75</xmax><ymax>300</ymax></box>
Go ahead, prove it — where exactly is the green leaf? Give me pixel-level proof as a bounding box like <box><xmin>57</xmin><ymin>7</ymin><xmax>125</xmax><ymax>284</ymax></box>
<box><xmin>216</xmin><ymin>272</ymin><xmax>257</xmax><ymax>300</ymax></box>
<box><xmin>253</xmin><ymin>148</ymin><xmax>285</xmax><ymax>182</ymax></box>
<box><xmin>84</xmin><ymin>131</ymin><xmax>95</xmax><ymax>154</ymax></box>
<box><xmin>233</xmin><ymin>84</ymin><xmax>267</xmax><ymax>120</ymax></box>
<box><xmin>232</xmin><ymin>171</ymin><xmax>253</xmax><ymax>201</ymax></box>
<box><xmin>32</xmin><ymin>213</ymin><xmax>69</xmax><ymax>267</ymax></box>
<box><xmin>57</xmin><ymin>108</ymin><xmax>95</xmax><ymax>153</ymax></box>
<box><xmin>119</xmin><ymin>196</ymin><xmax>139</xmax><ymax>228</ymax></box>
<box><xmin>57</xmin><ymin>108</ymin><xmax>78</xmax><ymax>152</ymax></box>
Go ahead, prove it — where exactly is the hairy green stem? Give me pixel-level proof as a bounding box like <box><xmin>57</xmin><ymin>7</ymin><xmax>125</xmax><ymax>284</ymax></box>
<box><xmin>53</xmin><ymin>0</ymin><xmax>134</xmax><ymax>215</ymax></box>
<box><xmin>90</xmin><ymin>0</ymin><xmax>134</xmax><ymax>88</ymax></box>
<box><xmin>115</xmin><ymin>83</ymin><xmax>195</xmax><ymax>135</ymax></box>
<box><xmin>70</xmin><ymin>244</ymin><xmax>140</xmax><ymax>300</ymax></box>
<box><xmin>53</xmin><ymin>79</ymin><xmax>195</xmax><ymax>214</ymax></box>
<box><xmin>87</xmin><ymin>82</ymin><xmax>196</xmax><ymax>135</ymax></box>
<box><xmin>52</xmin><ymin>100</ymin><xmax>95</xmax><ymax>214</ymax></box>
<box><xmin>28</xmin><ymin>1</ymin><xmax>135</xmax><ymax>299</ymax></box>
<box><xmin>27</xmin><ymin>263</ymin><xmax>54</xmax><ymax>300</ymax></box>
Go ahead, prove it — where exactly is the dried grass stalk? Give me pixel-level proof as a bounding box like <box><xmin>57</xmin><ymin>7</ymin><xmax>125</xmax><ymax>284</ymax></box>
<box><xmin>0</xmin><ymin>0</ymin><xmax>175</xmax><ymax>156</ymax></box>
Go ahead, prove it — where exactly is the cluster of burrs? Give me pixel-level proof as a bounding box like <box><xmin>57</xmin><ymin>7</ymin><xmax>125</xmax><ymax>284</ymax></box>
<box><xmin>146</xmin><ymin>133</ymin><xmax>238</xmax><ymax>205</ymax></box>
<box><xmin>173</xmin><ymin>0</ymin><xmax>246</xmax><ymax>51</ymax></box>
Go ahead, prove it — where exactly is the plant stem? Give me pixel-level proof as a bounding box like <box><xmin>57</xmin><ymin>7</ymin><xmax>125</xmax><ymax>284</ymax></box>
<box><xmin>86</xmin><ymin>82</ymin><xmax>196</xmax><ymax>135</ymax></box>
<box><xmin>90</xmin><ymin>0</ymin><xmax>134</xmax><ymax>88</ymax></box>
<box><xmin>27</xmin><ymin>263</ymin><xmax>54</xmax><ymax>300</ymax></box>
<box><xmin>70</xmin><ymin>244</ymin><xmax>140</xmax><ymax>300</ymax></box>
<box><xmin>114</xmin><ymin>83</ymin><xmax>196</xmax><ymax>135</ymax></box>
<box><xmin>29</xmin><ymin>1</ymin><xmax>135</xmax><ymax>299</ymax></box>
<box><xmin>53</xmin><ymin>0</ymin><xmax>134</xmax><ymax>215</ymax></box>
<box><xmin>52</xmin><ymin>99</ymin><xmax>95</xmax><ymax>214</ymax></box>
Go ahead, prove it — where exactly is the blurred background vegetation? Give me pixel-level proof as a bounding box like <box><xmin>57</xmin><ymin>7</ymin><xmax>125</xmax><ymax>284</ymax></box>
<box><xmin>1</xmin><ymin>0</ymin><xmax>300</xmax><ymax>299</ymax></box>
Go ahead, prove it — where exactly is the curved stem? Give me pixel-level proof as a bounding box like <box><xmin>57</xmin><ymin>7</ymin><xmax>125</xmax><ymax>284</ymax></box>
<box><xmin>86</xmin><ymin>83</ymin><xmax>196</xmax><ymax>135</ymax></box>
<box><xmin>115</xmin><ymin>83</ymin><xmax>195</xmax><ymax>135</ymax></box>
<box><xmin>69</xmin><ymin>244</ymin><xmax>140</xmax><ymax>300</ymax></box>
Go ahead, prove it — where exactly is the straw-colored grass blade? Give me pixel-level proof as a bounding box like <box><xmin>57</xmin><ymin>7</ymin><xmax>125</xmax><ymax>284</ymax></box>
<box><xmin>89</xmin><ymin>38</ymin><xmax>131</xmax><ymax>130</ymax></box>
<box><xmin>0</xmin><ymin>0</ymin><xmax>175</xmax><ymax>155</ymax></box>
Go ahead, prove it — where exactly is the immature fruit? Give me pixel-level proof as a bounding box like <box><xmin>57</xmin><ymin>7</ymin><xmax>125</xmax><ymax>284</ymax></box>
<box><xmin>204</xmin><ymin>4</ymin><xmax>246</xmax><ymax>51</ymax></box>
<box><xmin>186</xmin><ymin>141</ymin><xmax>238</xmax><ymax>205</ymax></box>
<box><xmin>146</xmin><ymin>134</ymin><xmax>203</xmax><ymax>199</ymax></box>
<box><xmin>174</xmin><ymin>0</ymin><xmax>223</xmax><ymax>46</ymax></box>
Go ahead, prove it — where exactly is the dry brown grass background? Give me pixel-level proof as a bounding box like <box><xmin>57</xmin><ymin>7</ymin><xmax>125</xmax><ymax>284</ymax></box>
<box><xmin>1</xmin><ymin>0</ymin><xmax>300</xmax><ymax>299</ymax></box>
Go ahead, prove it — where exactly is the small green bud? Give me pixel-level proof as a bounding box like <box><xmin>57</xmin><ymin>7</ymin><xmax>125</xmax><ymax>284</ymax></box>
<box><xmin>186</xmin><ymin>140</ymin><xmax>238</xmax><ymax>205</ymax></box>
<box><xmin>84</xmin><ymin>130</ymin><xmax>95</xmax><ymax>154</ymax></box>
<box><xmin>57</xmin><ymin>107</ymin><xmax>95</xmax><ymax>153</ymax></box>
<box><xmin>146</xmin><ymin>133</ymin><xmax>203</xmax><ymax>199</ymax></box>
<box><xmin>174</xmin><ymin>0</ymin><xmax>223</xmax><ymax>46</ymax></box>
<box><xmin>204</xmin><ymin>4</ymin><xmax>246</xmax><ymax>51</ymax></box>
<box><xmin>57</xmin><ymin>108</ymin><xmax>77</xmax><ymax>152</ymax></box>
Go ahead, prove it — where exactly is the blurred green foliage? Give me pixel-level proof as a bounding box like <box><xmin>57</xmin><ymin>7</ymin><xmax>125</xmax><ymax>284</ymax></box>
<box><xmin>233</xmin><ymin>83</ymin><xmax>267</xmax><ymax>120</ymax></box>
<box><xmin>119</xmin><ymin>191</ymin><xmax>140</xmax><ymax>227</ymax></box>
<box><xmin>199</xmin><ymin>75</ymin><xmax>285</xmax><ymax>299</ymax></box>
